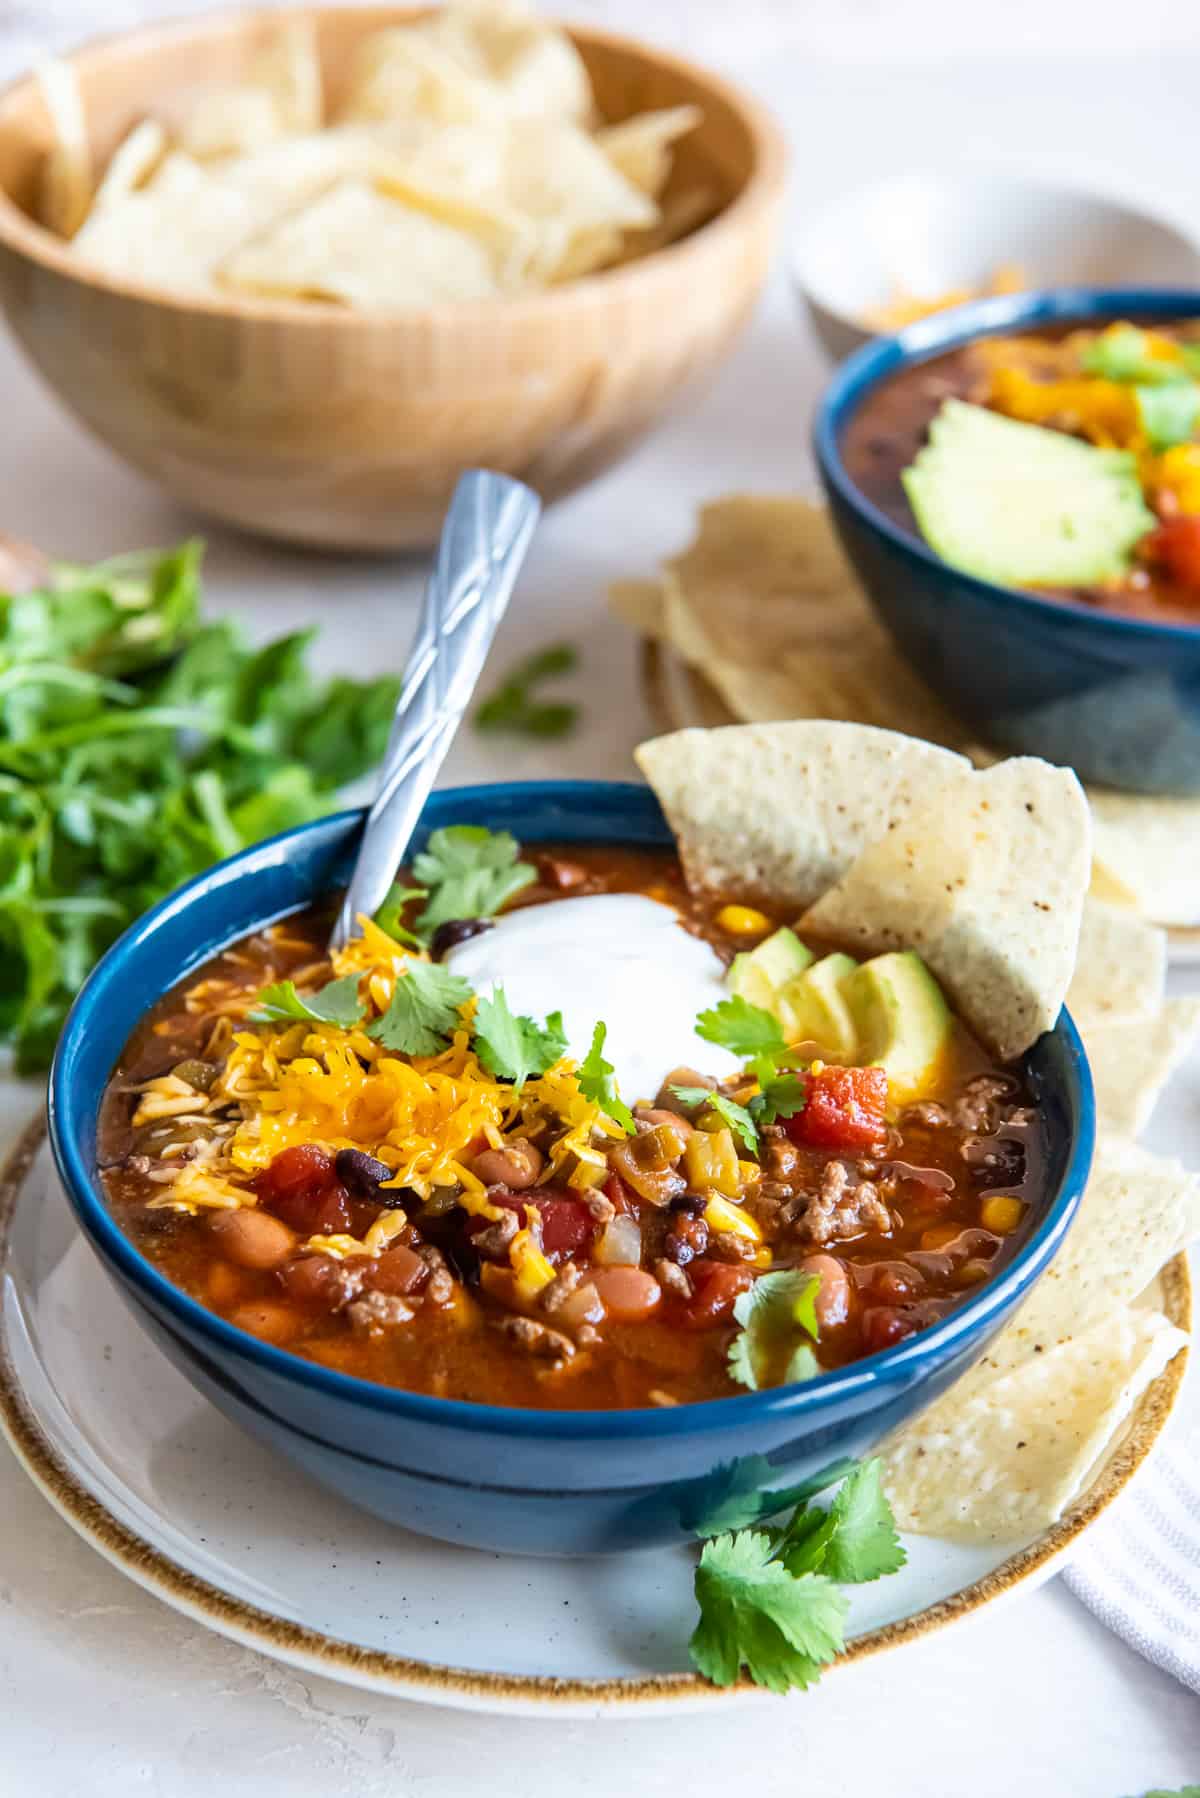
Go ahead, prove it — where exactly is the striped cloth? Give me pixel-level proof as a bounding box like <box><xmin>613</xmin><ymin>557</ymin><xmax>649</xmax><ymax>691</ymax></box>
<box><xmin>1064</xmin><ymin>1435</ymin><xmax>1200</xmax><ymax>1693</ymax></box>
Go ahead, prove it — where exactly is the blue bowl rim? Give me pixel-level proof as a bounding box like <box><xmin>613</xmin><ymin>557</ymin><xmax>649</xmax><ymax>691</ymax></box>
<box><xmin>48</xmin><ymin>782</ymin><xmax>1096</xmax><ymax>1444</ymax></box>
<box><xmin>813</xmin><ymin>284</ymin><xmax>1200</xmax><ymax>644</ymax></box>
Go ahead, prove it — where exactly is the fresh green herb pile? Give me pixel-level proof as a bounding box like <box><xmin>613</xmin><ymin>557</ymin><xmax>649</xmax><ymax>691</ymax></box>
<box><xmin>0</xmin><ymin>540</ymin><xmax>400</xmax><ymax>1069</ymax></box>
<box><xmin>691</xmin><ymin>1459</ymin><xmax>906</xmax><ymax>1692</ymax></box>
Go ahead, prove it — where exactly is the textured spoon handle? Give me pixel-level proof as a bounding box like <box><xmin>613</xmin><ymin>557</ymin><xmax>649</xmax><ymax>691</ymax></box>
<box><xmin>330</xmin><ymin>471</ymin><xmax>541</xmax><ymax>949</ymax></box>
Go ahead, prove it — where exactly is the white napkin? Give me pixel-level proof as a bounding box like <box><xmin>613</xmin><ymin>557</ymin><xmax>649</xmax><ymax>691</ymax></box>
<box><xmin>1064</xmin><ymin>1428</ymin><xmax>1200</xmax><ymax>1693</ymax></box>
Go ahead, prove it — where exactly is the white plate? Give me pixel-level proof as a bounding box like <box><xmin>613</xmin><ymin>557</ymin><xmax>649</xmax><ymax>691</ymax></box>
<box><xmin>0</xmin><ymin>1122</ymin><xmax>1189</xmax><ymax>1717</ymax></box>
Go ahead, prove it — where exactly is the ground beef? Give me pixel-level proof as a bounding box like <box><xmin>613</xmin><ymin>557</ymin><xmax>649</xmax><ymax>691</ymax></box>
<box><xmin>952</xmin><ymin>1074</ymin><xmax>1021</xmax><ymax>1132</ymax></box>
<box><xmin>496</xmin><ymin>1315</ymin><xmax>575</xmax><ymax>1362</ymax></box>
<box><xmin>655</xmin><ymin>1257</ymin><xmax>692</xmax><ymax>1297</ymax></box>
<box><xmin>783</xmin><ymin>1160</ymin><xmax>892</xmax><ymax>1247</ymax></box>
<box><xmin>347</xmin><ymin>1290</ymin><xmax>414</xmax><ymax>1336</ymax></box>
<box><xmin>473</xmin><ymin>1208</ymin><xmax>520</xmax><ymax>1260</ymax></box>
<box><xmin>417</xmin><ymin>1244</ymin><xmax>455</xmax><ymax>1305</ymax></box>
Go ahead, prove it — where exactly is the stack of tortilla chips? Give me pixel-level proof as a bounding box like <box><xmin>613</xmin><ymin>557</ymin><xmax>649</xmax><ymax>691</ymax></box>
<box><xmin>636</xmin><ymin>714</ymin><xmax>1198</xmax><ymax>1544</ymax></box>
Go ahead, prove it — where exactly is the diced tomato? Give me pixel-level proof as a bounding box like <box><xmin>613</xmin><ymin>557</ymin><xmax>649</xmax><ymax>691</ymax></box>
<box><xmin>257</xmin><ymin>1145</ymin><xmax>353</xmax><ymax>1234</ymax></box>
<box><xmin>677</xmin><ymin>1258</ymin><xmax>754</xmax><ymax>1330</ymax></box>
<box><xmin>604</xmin><ymin>1172</ymin><xmax>636</xmax><ymax>1215</ymax></box>
<box><xmin>530</xmin><ymin>1193</ymin><xmax>594</xmax><ymax>1260</ymax></box>
<box><xmin>473</xmin><ymin>1187</ymin><xmax>594</xmax><ymax>1262</ymax></box>
<box><xmin>1141</xmin><ymin>516</ymin><xmax>1200</xmax><ymax>594</ymax></box>
<box><xmin>785</xmin><ymin>1065</ymin><xmax>888</xmax><ymax>1152</ymax></box>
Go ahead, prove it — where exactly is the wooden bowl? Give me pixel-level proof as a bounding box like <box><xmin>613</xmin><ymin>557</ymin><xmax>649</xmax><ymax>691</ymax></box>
<box><xmin>0</xmin><ymin>8</ymin><xmax>787</xmax><ymax>550</ymax></box>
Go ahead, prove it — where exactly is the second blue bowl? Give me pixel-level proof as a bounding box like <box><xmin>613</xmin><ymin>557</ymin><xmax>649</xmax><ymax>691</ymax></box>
<box><xmin>49</xmin><ymin>783</ymin><xmax>1094</xmax><ymax>1554</ymax></box>
<box><xmin>814</xmin><ymin>287</ymin><xmax>1200</xmax><ymax>795</ymax></box>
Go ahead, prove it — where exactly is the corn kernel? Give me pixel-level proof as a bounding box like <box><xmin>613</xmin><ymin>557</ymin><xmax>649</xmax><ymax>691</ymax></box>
<box><xmin>703</xmin><ymin>1194</ymin><xmax>762</xmax><ymax>1241</ymax></box>
<box><xmin>716</xmin><ymin>904</ymin><xmax>771</xmax><ymax>935</ymax></box>
<box><xmin>981</xmin><ymin>1194</ymin><xmax>1024</xmax><ymax>1235</ymax></box>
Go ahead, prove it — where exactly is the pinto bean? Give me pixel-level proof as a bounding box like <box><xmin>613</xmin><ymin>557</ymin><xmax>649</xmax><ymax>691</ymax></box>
<box><xmin>471</xmin><ymin>1138</ymin><xmax>544</xmax><ymax>1190</ymax></box>
<box><xmin>209</xmin><ymin>1207</ymin><xmax>296</xmax><ymax>1271</ymax></box>
<box><xmin>590</xmin><ymin>1266</ymin><xmax>662</xmax><ymax>1322</ymax></box>
<box><xmin>795</xmin><ymin>1254</ymin><xmax>854</xmax><ymax>1330</ymax></box>
<box><xmin>228</xmin><ymin>1300</ymin><xmax>306</xmax><ymax>1345</ymax></box>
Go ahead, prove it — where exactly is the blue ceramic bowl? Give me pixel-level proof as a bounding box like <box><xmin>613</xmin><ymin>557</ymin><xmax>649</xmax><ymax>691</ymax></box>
<box><xmin>49</xmin><ymin>783</ymin><xmax>1095</xmax><ymax>1555</ymax></box>
<box><xmin>814</xmin><ymin>288</ymin><xmax>1200</xmax><ymax>794</ymax></box>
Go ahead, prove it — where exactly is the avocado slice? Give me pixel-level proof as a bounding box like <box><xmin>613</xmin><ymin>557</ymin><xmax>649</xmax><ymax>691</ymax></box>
<box><xmin>902</xmin><ymin>399</ymin><xmax>1155</xmax><ymax>588</ymax></box>
<box><xmin>843</xmin><ymin>951</ymin><xmax>951</xmax><ymax>1101</ymax></box>
<box><xmin>779</xmin><ymin>953</ymin><xmax>859</xmax><ymax>1059</ymax></box>
<box><xmin>727</xmin><ymin>927</ymin><xmax>813</xmax><ymax>1012</ymax></box>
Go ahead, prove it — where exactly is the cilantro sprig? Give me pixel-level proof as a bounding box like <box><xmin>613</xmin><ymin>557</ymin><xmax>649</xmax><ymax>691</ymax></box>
<box><xmin>695</xmin><ymin>994</ymin><xmax>787</xmax><ymax>1059</ymax></box>
<box><xmin>475</xmin><ymin>643</ymin><xmax>580</xmax><ymax>740</ymax></box>
<box><xmin>412</xmin><ymin>825</ymin><xmax>536</xmax><ymax>938</ymax></box>
<box><xmin>366</xmin><ymin>961</ymin><xmax>472</xmax><ymax>1056</ymax></box>
<box><xmin>689</xmin><ymin>1460</ymin><xmax>906</xmax><ymax>1693</ymax></box>
<box><xmin>672</xmin><ymin>1085</ymin><xmax>760</xmax><ymax>1154</ymax></box>
<box><xmin>473</xmin><ymin>986</ymin><xmax>568</xmax><ymax>1090</ymax></box>
<box><xmin>727</xmin><ymin>1268</ymin><xmax>822</xmax><ymax>1392</ymax></box>
<box><xmin>577</xmin><ymin>1021</ymin><xmax>635</xmax><ymax>1133</ymax></box>
<box><xmin>249</xmin><ymin>973</ymin><xmax>366</xmax><ymax>1029</ymax></box>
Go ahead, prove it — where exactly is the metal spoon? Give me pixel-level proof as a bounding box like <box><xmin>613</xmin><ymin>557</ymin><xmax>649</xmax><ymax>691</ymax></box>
<box><xmin>330</xmin><ymin>470</ymin><xmax>541</xmax><ymax>951</ymax></box>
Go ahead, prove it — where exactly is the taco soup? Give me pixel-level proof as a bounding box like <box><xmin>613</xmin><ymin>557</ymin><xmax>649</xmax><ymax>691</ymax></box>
<box><xmin>99</xmin><ymin>828</ymin><xmax>1048</xmax><ymax>1412</ymax></box>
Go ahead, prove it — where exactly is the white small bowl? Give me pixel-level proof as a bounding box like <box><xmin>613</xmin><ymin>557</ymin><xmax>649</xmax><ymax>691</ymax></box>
<box><xmin>794</xmin><ymin>171</ymin><xmax>1200</xmax><ymax>360</ymax></box>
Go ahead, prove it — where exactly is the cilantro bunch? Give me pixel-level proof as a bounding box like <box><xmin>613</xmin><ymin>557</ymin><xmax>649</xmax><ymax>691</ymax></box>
<box><xmin>673</xmin><ymin>993</ymin><xmax>808</xmax><ymax>1154</ymax></box>
<box><xmin>0</xmin><ymin>541</ymin><xmax>399</xmax><ymax>1069</ymax></box>
<box><xmin>691</xmin><ymin>1459</ymin><xmax>905</xmax><ymax>1693</ymax></box>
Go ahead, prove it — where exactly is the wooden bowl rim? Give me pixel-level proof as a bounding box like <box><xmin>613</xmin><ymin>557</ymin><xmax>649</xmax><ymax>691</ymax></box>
<box><xmin>0</xmin><ymin>3</ymin><xmax>789</xmax><ymax>326</ymax></box>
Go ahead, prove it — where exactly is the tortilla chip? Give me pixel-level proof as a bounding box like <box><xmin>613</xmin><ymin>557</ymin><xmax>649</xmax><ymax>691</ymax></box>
<box><xmin>969</xmin><ymin>1137</ymin><xmax>1200</xmax><ymax>1386</ymax></box>
<box><xmin>35</xmin><ymin>59</ymin><xmax>91</xmax><ymax>237</ymax></box>
<box><xmin>220</xmin><ymin>178</ymin><xmax>501</xmax><ymax>307</ymax></box>
<box><xmin>882</xmin><ymin>1307</ymin><xmax>1186</xmax><ymax>1542</ymax></box>
<box><xmin>610</xmin><ymin>578</ymin><xmax>667</xmax><ymax>635</ymax></box>
<box><xmin>89</xmin><ymin>118</ymin><xmax>167</xmax><ymax>212</ymax></box>
<box><xmin>1066</xmin><ymin>899</ymin><xmax>1167</xmax><ymax>1024</ymax></box>
<box><xmin>73</xmin><ymin>153</ymin><xmax>253</xmax><ymax>294</ymax></box>
<box><xmin>800</xmin><ymin>757</ymin><xmax>1092</xmax><ymax>1062</ymax></box>
<box><xmin>1083</xmin><ymin>997</ymin><xmax>1200</xmax><ymax>1138</ymax></box>
<box><xmin>255</xmin><ymin>18</ymin><xmax>323</xmax><ymax>134</ymax></box>
<box><xmin>1088</xmin><ymin>785</ymin><xmax>1200</xmax><ymax>926</ymax></box>
<box><xmin>636</xmin><ymin>721</ymin><xmax>971</xmax><ymax>913</ymax></box>
<box><xmin>598</xmin><ymin>105</ymin><xmax>701</xmax><ymax>197</ymax></box>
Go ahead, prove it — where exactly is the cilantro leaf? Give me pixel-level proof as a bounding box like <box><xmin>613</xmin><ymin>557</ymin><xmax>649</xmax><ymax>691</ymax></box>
<box><xmin>366</xmin><ymin>961</ymin><xmax>472</xmax><ymax>1056</ymax></box>
<box><xmin>249</xmin><ymin>973</ymin><xmax>365</xmax><ymax>1029</ymax></box>
<box><xmin>726</xmin><ymin>1269</ymin><xmax>822</xmax><ymax>1391</ymax></box>
<box><xmin>412</xmin><ymin>825</ymin><xmax>536</xmax><ymax>937</ymax></box>
<box><xmin>689</xmin><ymin>1530</ymin><xmax>848</xmax><ymax>1693</ymax></box>
<box><xmin>373</xmin><ymin>882</ymin><xmax>426</xmax><ymax>948</ymax></box>
<box><xmin>473</xmin><ymin>987</ymin><xmax>568</xmax><ymax>1090</ymax></box>
<box><xmin>576</xmin><ymin>1021</ymin><xmax>635</xmax><ymax>1133</ymax></box>
<box><xmin>750</xmin><ymin>1069</ymin><xmax>807</xmax><ymax>1125</ymax></box>
<box><xmin>671</xmin><ymin>1086</ymin><xmax>759</xmax><ymax>1154</ymax></box>
<box><xmin>475</xmin><ymin>643</ymin><xmax>579</xmax><ymax>740</ymax></box>
<box><xmin>776</xmin><ymin>1460</ymin><xmax>906</xmax><ymax>1584</ymax></box>
<box><xmin>1136</xmin><ymin>382</ymin><xmax>1200</xmax><ymax>451</ymax></box>
<box><xmin>695</xmin><ymin>994</ymin><xmax>786</xmax><ymax>1059</ymax></box>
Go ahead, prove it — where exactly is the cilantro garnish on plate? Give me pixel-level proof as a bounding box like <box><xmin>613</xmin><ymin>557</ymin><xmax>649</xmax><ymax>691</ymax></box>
<box><xmin>474</xmin><ymin>643</ymin><xmax>579</xmax><ymax>740</ymax></box>
<box><xmin>366</xmin><ymin>961</ymin><xmax>473</xmax><ymax>1057</ymax></box>
<box><xmin>689</xmin><ymin>1460</ymin><xmax>907</xmax><ymax>1693</ymax></box>
<box><xmin>472</xmin><ymin>986</ymin><xmax>568</xmax><ymax>1090</ymax></box>
<box><xmin>412</xmin><ymin>825</ymin><xmax>536</xmax><ymax>937</ymax></box>
<box><xmin>577</xmin><ymin>1021</ymin><xmax>635</xmax><ymax>1133</ymax></box>
<box><xmin>249</xmin><ymin>974</ymin><xmax>366</xmax><ymax>1029</ymax></box>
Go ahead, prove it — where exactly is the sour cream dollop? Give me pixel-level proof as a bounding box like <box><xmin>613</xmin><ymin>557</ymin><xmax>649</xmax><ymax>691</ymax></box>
<box><xmin>444</xmin><ymin>893</ymin><xmax>741</xmax><ymax>1105</ymax></box>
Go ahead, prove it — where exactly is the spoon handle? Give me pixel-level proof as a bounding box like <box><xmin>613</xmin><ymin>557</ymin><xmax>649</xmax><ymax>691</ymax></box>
<box><xmin>330</xmin><ymin>470</ymin><xmax>541</xmax><ymax>950</ymax></box>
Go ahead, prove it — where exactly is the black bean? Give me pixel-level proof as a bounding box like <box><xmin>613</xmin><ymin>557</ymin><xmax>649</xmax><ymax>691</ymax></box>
<box><xmin>335</xmin><ymin>1148</ymin><xmax>395</xmax><ymax>1198</ymax></box>
<box><xmin>431</xmin><ymin>918</ymin><xmax>494</xmax><ymax>960</ymax></box>
<box><xmin>962</xmin><ymin>1134</ymin><xmax>1026</xmax><ymax>1189</ymax></box>
<box><xmin>668</xmin><ymin>1192</ymin><xmax>706</xmax><ymax>1215</ymax></box>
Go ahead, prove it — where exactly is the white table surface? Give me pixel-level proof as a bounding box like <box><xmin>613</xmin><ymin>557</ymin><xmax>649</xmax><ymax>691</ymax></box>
<box><xmin>2</xmin><ymin>13</ymin><xmax>1200</xmax><ymax>1795</ymax></box>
